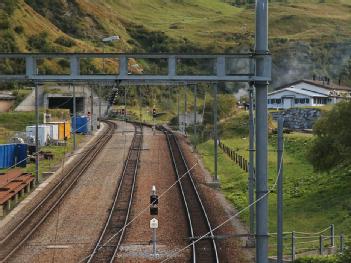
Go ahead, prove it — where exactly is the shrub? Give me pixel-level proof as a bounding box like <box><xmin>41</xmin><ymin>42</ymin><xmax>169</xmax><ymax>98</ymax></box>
<box><xmin>27</xmin><ymin>32</ymin><xmax>59</xmax><ymax>52</ymax></box>
<box><xmin>0</xmin><ymin>31</ymin><xmax>18</xmax><ymax>53</ymax></box>
<box><xmin>54</xmin><ymin>36</ymin><xmax>75</xmax><ymax>47</ymax></box>
<box><xmin>14</xmin><ymin>25</ymin><xmax>24</xmax><ymax>34</ymax></box>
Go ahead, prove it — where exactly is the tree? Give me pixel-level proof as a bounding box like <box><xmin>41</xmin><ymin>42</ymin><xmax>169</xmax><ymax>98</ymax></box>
<box><xmin>308</xmin><ymin>101</ymin><xmax>351</xmax><ymax>171</ymax></box>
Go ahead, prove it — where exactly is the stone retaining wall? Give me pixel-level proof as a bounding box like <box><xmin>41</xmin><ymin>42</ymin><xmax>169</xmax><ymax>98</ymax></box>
<box><xmin>270</xmin><ymin>108</ymin><xmax>322</xmax><ymax>130</ymax></box>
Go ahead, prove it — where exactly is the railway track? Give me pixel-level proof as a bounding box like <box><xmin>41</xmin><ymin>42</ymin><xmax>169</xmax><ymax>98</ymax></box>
<box><xmin>0</xmin><ymin>120</ymin><xmax>117</xmax><ymax>263</ymax></box>
<box><xmin>86</xmin><ymin>123</ymin><xmax>143</xmax><ymax>263</ymax></box>
<box><xmin>162</xmin><ymin>127</ymin><xmax>220</xmax><ymax>263</ymax></box>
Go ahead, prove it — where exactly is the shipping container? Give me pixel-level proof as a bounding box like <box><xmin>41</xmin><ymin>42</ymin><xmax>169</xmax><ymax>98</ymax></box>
<box><xmin>26</xmin><ymin>125</ymin><xmax>51</xmax><ymax>146</ymax></box>
<box><xmin>0</xmin><ymin>144</ymin><xmax>15</xmax><ymax>169</ymax></box>
<box><xmin>47</xmin><ymin>124</ymin><xmax>59</xmax><ymax>141</ymax></box>
<box><xmin>47</xmin><ymin>122</ymin><xmax>71</xmax><ymax>140</ymax></box>
<box><xmin>71</xmin><ymin>116</ymin><xmax>89</xmax><ymax>134</ymax></box>
<box><xmin>0</xmin><ymin>144</ymin><xmax>28</xmax><ymax>169</ymax></box>
<box><xmin>15</xmin><ymin>144</ymin><xmax>27</xmax><ymax>168</ymax></box>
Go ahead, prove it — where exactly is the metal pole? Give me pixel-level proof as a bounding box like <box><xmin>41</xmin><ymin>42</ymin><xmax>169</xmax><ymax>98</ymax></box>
<box><xmin>124</xmin><ymin>84</ymin><xmax>127</xmax><ymax>121</ymax></box>
<box><xmin>169</xmin><ymin>86</ymin><xmax>172</xmax><ymax>113</ymax></box>
<box><xmin>255</xmin><ymin>1</ymin><xmax>269</xmax><ymax>262</ymax></box>
<box><xmin>98</xmin><ymin>84</ymin><xmax>102</xmax><ymax>126</ymax></box>
<box><xmin>248</xmin><ymin>84</ymin><xmax>255</xmax><ymax>237</ymax></box>
<box><xmin>35</xmin><ymin>84</ymin><xmax>39</xmax><ymax>184</ymax></box>
<box><xmin>213</xmin><ymin>83</ymin><xmax>218</xmax><ymax>181</ymax></box>
<box><xmin>72</xmin><ymin>84</ymin><xmax>77</xmax><ymax>151</ymax></box>
<box><xmin>184</xmin><ymin>85</ymin><xmax>187</xmax><ymax>134</ymax></box>
<box><xmin>194</xmin><ymin>84</ymin><xmax>197</xmax><ymax>148</ymax></box>
<box><xmin>153</xmin><ymin>228</ymin><xmax>157</xmax><ymax>256</ymax></box>
<box><xmin>277</xmin><ymin>117</ymin><xmax>284</xmax><ymax>263</ymax></box>
<box><xmin>330</xmin><ymin>224</ymin><xmax>335</xmax><ymax>247</ymax></box>
<box><xmin>90</xmin><ymin>85</ymin><xmax>94</xmax><ymax>133</ymax></box>
<box><xmin>291</xmin><ymin>231</ymin><xmax>296</xmax><ymax>262</ymax></box>
<box><xmin>139</xmin><ymin>86</ymin><xmax>142</xmax><ymax>122</ymax></box>
<box><xmin>177</xmin><ymin>91</ymin><xmax>180</xmax><ymax>131</ymax></box>
<box><xmin>340</xmin><ymin>234</ymin><xmax>345</xmax><ymax>252</ymax></box>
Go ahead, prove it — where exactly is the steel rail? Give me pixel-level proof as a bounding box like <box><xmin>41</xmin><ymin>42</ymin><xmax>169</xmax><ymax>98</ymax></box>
<box><xmin>162</xmin><ymin>127</ymin><xmax>219</xmax><ymax>263</ymax></box>
<box><xmin>87</xmin><ymin>124</ymin><xmax>143</xmax><ymax>263</ymax></box>
<box><xmin>0</xmin><ymin>120</ymin><xmax>116</xmax><ymax>262</ymax></box>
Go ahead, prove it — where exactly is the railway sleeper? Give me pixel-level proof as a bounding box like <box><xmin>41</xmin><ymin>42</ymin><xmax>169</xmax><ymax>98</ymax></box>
<box><xmin>189</xmin><ymin>235</ymin><xmax>215</xmax><ymax>241</ymax></box>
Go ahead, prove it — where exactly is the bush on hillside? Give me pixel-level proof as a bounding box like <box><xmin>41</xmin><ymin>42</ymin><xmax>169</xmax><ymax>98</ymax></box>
<box><xmin>0</xmin><ymin>0</ymin><xmax>18</xmax><ymax>15</ymax></box>
<box><xmin>54</xmin><ymin>36</ymin><xmax>75</xmax><ymax>48</ymax></box>
<box><xmin>27</xmin><ymin>32</ymin><xmax>59</xmax><ymax>52</ymax></box>
<box><xmin>0</xmin><ymin>31</ymin><xmax>17</xmax><ymax>53</ymax></box>
<box><xmin>203</xmin><ymin>95</ymin><xmax>237</xmax><ymax>125</ymax></box>
<box><xmin>308</xmin><ymin>101</ymin><xmax>351</xmax><ymax>171</ymax></box>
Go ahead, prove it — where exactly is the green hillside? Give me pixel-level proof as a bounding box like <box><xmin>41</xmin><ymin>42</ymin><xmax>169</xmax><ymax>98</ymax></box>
<box><xmin>1</xmin><ymin>0</ymin><xmax>351</xmax><ymax>85</ymax></box>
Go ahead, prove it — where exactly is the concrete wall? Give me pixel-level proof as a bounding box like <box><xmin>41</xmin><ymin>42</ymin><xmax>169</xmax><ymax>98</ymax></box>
<box><xmin>270</xmin><ymin>108</ymin><xmax>322</xmax><ymax>130</ymax></box>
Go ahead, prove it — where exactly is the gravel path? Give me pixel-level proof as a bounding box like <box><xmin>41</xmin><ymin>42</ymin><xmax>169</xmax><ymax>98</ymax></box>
<box><xmin>117</xmin><ymin>127</ymin><xmax>190</xmax><ymax>263</ymax></box>
<box><xmin>8</xmin><ymin>121</ymin><xmax>135</xmax><ymax>263</ymax></box>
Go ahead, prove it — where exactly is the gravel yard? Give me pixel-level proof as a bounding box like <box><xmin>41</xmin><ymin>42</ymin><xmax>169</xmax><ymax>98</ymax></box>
<box><xmin>117</xmin><ymin>127</ymin><xmax>190</xmax><ymax>263</ymax></box>
<box><xmin>8</xmin><ymin>121</ymin><xmax>135</xmax><ymax>263</ymax></box>
<box><xmin>3</xmin><ymin>122</ymin><xmax>253</xmax><ymax>263</ymax></box>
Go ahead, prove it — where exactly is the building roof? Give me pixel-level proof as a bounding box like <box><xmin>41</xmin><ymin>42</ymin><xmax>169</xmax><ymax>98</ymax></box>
<box><xmin>276</xmin><ymin>79</ymin><xmax>351</xmax><ymax>92</ymax></box>
<box><xmin>0</xmin><ymin>94</ymin><xmax>15</xmax><ymax>100</ymax></box>
<box><xmin>269</xmin><ymin>87</ymin><xmax>328</xmax><ymax>98</ymax></box>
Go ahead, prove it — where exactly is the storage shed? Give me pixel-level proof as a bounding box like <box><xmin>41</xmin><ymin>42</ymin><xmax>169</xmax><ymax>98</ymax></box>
<box><xmin>46</xmin><ymin>122</ymin><xmax>71</xmax><ymax>140</ymax></box>
<box><xmin>26</xmin><ymin>125</ymin><xmax>51</xmax><ymax>146</ymax></box>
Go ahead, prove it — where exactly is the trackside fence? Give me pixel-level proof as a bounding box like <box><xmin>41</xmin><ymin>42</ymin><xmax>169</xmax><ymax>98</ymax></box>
<box><xmin>218</xmin><ymin>140</ymin><xmax>250</xmax><ymax>172</ymax></box>
<box><xmin>269</xmin><ymin>225</ymin><xmax>349</xmax><ymax>262</ymax></box>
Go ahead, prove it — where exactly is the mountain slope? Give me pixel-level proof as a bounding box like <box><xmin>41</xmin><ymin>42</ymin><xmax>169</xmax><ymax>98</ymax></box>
<box><xmin>1</xmin><ymin>0</ymin><xmax>351</xmax><ymax>86</ymax></box>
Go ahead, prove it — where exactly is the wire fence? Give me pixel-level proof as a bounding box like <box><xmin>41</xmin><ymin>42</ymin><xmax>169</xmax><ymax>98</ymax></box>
<box><xmin>269</xmin><ymin>225</ymin><xmax>349</xmax><ymax>261</ymax></box>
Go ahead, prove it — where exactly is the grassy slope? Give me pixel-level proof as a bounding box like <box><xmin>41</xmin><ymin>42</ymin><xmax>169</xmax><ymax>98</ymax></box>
<box><xmin>197</xmin><ymin>128</ymin><xmax>351</xmax><ymax>254</ymax></box>
<box><xmin>3</xmin><ymin>0</ymin><xmax>351</xmax><ymax>53</ymax></box>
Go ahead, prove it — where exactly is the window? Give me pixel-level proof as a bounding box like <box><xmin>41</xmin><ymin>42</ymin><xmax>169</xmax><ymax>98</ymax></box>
<box><xmin>295</xmin><ymin>99</ymin><xmax>299</xmax><ymax>104</ymax></box>
<box><xmin>271</xmin><ymin>99</ymin><xmax>276</xmax><ymax>104</ymax></box>
<box><xmin>300</xmin><ymin>99</ymin><xmax>305</xmax><ymax>104</ymax></box>
<box><xmin>276</xmin><ymin>99</ymin><xmax>281</xmax><ymax>104</ymax></box>
<box><xmin>306</xmin><ymin>99</ymin><xmax>310</xmax><ymax>104</ymax></box>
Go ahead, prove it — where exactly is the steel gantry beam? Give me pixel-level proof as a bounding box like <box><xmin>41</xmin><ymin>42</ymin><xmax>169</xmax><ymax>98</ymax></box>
<box><xmin>0</xmin><ymin>53</ymin><xmax>271</xmax><ymax>83</ymax></box>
